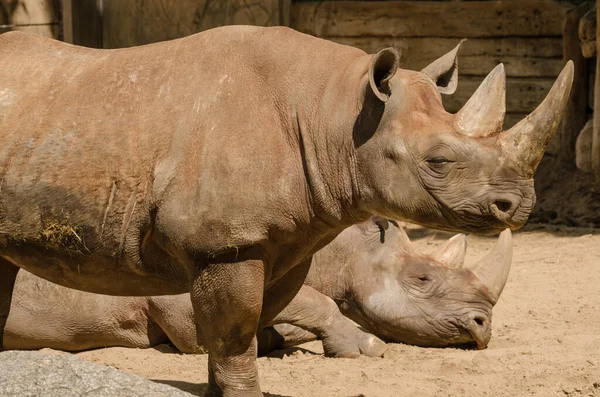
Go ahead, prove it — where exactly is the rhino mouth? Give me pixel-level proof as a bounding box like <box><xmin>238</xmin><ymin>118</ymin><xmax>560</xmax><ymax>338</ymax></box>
<box><xmin>453</xmin><ymin>318</ymin><xmax>490</xmax><ymax>350</ymax></box>
<box><xmin>442</xmin><ymin>316</ymin><xmax>490</xmax><ymax>350</ymax></box>
<box><xmin>438</xmin><ymin>204</ymin><xmax>510</xmax><ymax>235</ymax></box>
<box><xmin>465</xmin><ymin>328</ymin><xmax>488</xmax><ymax>350</ymax></box>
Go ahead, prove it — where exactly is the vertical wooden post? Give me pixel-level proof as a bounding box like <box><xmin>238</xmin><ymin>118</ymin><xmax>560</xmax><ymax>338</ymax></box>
<box><xmin>61</xmin><ymin>0</ymin><xmax>73</xmax><ymax>43</ymax></box>
<box><xmin>593</xmin><ymin>1</ymin><xmax>600</xmax><ymax>181</ymax></box>
<box><xmin>561</xmin><ymin>4</ymin><xmax>590</xmax><ymax>165</ymax></box>
<box><xmin>279</xmin><ymin>0</ymin><xmax>291</xmax><ymax>26</ymax></box>
<box><xmin>61</xmin><ymin>0</ymin><xmax>102</xmax><ymax>48</ymax></box>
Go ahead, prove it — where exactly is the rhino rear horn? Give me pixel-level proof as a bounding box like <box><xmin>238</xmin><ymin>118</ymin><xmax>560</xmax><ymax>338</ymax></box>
<box><xmin>454</xmin><ymin>64</ymin><xmax>506</xmax><ymax>138</ymax></box>
<box><xmin>468</xmin><ymin>229</ymin><xmax>513</xmax><ymax>305</ymax></box>
<box><xmin>497</xmin><ymin>61</ymin><xmax>574</xmax><ymax>176</ymax></box>
<box><xmin>392</xmin><ymin>223</ymin><xmax>418</xmax><ymax>255</ymax></box>
<box><xmin>421</xmin><ymin>39</ymin><xmax>466</xmax><ymax>95</ymax></box>
<box><xmin>432</xmin><ymin>234</ymin><xmax>467</xmax><ymax>268</ymax></box>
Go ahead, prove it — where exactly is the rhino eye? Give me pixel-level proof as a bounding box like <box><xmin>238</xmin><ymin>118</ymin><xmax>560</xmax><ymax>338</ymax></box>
<box><xmin>418</xmin><ymin>275</ymin><xmax>431</xmax><ymax>282</ymax></box>
<box><xmin>425</xmin><ymin>157</ymin><xmax>454</xmax><ymax>174</ymax></box>
<box><xmin>426</xmin><ymin>157</ymin><xmax>450</xmax><ymax>166</ymax></box>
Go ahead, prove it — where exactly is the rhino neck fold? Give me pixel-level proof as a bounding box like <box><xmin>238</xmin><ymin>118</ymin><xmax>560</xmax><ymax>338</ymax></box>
<box><xmin>292</xmin><ymin>55</ymin><xmax>374</xmax><ymax>231</ymax></box>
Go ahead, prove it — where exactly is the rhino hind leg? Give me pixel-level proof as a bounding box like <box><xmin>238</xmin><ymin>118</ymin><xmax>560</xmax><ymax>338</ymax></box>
<box><xmin>147</xmin><ymin>295</ymin><xmax>205</xmax><ymax>354</ymax></box>
<box><xmin>0</xmin><ymin>259</ymin><xmax>19</xmax><ymax>351</ymax></box>
<box><xmin>257</xmin><ymin>324</ymin><xmax>318</xmax><ymax>356</ymax></box>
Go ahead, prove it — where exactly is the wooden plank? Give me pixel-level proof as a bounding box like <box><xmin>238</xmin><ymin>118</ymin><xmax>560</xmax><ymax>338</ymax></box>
<box><xmin>330</xmin><ymin>37</ymin><xmax>564</xmax><ymax>60</ymax></box>
<box><xmin>0</xmin><ymin>0</ymin><xmax>59</xmax><ymax>38</ymax></box>
<box><xmin>102</xmin><ymin>0</ymin><xmax>284</xmax><ymax>49</ymax></box>
<box><xmin>329</xmin><ymin>37</ymin><xmax>564</xmax><ymax>77</ymax></box>
<box><xmin>280</xmin><ymin>0</ymin><xmax>291</xmax><ymax>26</ymax></box>
<box><xmin>70</xmin><ymin>0</ymin><xmax>103</xmax><ymax>48</ymax></box>
<box><xmin>291</xmin><ymin>1</ymin><xmax>569</xmax><ymax>38</ymax></box>
<box><xmin>560</xmin><ymin>3</ymin><xmax>591</xmax><ymax>165</ymax></box>
<box><xmin>444</xmin><ymin>77</ymin><xmax>555</xmax><ymax>114</ymax></box>
<box><xmin>62</xmin><ymin>0</ymin><xmax>73</xmax><ymax>43</ymax></box>
<box><xmin>0</xmin><ymin>25</ymin><xmax>59</xmax><ymax>37</ymax></box>
<box><xmin>456</xmin><ymin>56</ymin><xmax>564</xmax><ymax>78</ymax></box>
<box><xmin>504</xmin><ymin>113</ymin><xmax>526</xmax><ymax>130</ymax></box>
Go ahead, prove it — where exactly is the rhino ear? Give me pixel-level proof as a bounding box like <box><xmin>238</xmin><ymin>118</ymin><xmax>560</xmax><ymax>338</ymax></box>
<box><xmin>372</xmin><ymin>216</ymin><xmax>390</xmax><ymax>231</ymax></box>
<box><xmin>369</xmin><ymin>48</ymin><xmax>400</xmax><ymax>102</ymax></box>
<box><xmin>421</xmin><ymin>39</ymin><xmax>466</xmax><ymax>95</ymax></box>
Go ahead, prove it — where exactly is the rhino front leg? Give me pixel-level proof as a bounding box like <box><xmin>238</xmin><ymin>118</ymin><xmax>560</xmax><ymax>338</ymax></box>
<box><xmin>271</xmin><ymin>285</ymin><xmax>387</xmax><ymax>358</ymax></box>
<box><xmin>0</xmin><ymin>259</ymin><xmax>19</xmax><ymax>351</ymax></box>
<box><xmin>189</xmin><ymin>259</ymin><xmax>264</xmax><ymax>397</ymax></box>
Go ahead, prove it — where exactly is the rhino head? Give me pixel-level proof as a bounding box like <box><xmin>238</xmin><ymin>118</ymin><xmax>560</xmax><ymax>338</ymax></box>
<box><xmin>352</xmin><ymin>42</ymin><xmax>574</xmax><ymax>234</ymax></box>
<box><xmin>325</xmin><ymin>218</ymin><xmax>512</xmax><ymax>350</ymax></box>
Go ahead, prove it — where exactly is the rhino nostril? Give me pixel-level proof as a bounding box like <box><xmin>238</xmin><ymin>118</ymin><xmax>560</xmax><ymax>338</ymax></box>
<box><xmin>494</xmin><ymin>200</ymin><xmax>513</xmax><ymax>214</ymax></box>
<box><xmin>465</xmin><ymin>315</ymin><xmax>490</xmax><ymax>349</ymax></box>
<box><xmin>489</xmin><ymin>199</ymin><xmax>518</xmax><ymax>224</ymax></box>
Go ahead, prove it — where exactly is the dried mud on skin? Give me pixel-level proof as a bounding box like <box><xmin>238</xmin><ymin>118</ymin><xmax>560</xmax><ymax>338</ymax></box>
<box><xmin>35</xmin><ymin>226</ymin><xmax>600</xmax><ymax>397</ymax></box>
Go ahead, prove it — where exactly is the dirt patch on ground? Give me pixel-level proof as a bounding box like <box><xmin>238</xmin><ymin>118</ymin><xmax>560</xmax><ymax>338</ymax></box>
<box><xmin>37</xmin><ymin>224</ymin><xmax>597</xmax><ymax>397</ymax></box>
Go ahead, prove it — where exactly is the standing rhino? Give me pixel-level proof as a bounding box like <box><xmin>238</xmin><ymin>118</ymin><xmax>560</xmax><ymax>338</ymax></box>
<box><xmin>0</xmin><ymin>26</ymin><xmax>572</xmax><ymax>397</ymax></box>
<box><xmin>4</xmin><ymin>219</ymin><xmax>512</xmax><ymax>355</ymax></box>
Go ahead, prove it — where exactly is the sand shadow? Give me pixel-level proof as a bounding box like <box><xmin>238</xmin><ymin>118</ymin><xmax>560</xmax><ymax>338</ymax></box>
<box><xmin>405</xmin><ymin>222</ymin><xmax>599</xmax><ymax>242</ymax></box>
<box><xmin>150</xmin><ymin>343</ymin><xmax>183</xmax><ymax>354</ymax></box>
<box><xmin>151</xmin><ymin>379</ymin><xmax>207</xmax><ymax>395</ymax></box>
<box><xmin>151</xmin><ymin>379</ymin><xmax>291</xmax><ymax>397</ymax></box>
<box><xmin>518</xmin><ymin>222</ymin><xmax>599</xmax><ymax>237</ymax></box>
<box><xmin>262</xmin><ymin>345</ymin><xmax>322</xmax><ymax>359</ymax></box>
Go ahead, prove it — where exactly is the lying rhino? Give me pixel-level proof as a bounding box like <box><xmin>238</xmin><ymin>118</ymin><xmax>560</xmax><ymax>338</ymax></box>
<box><xmin>0</xmin><ymin>26</ymin><xmax>572</xmax><ymax>396</ymax></box>
<box><xmin>5</xmin><ymin>219</ymin><xmax>512</xmax><ymax>355</ymax></box>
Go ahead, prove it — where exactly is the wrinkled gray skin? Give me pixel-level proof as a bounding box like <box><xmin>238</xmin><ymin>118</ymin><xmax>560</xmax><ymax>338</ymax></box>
<box><xmin>0</xmin><ymin>26</ymin><xmax>572</xmax><ymax>397</ymax></box>
<box><xmin>4</xmin><ymin>218</ymin><xmax>511</xmax><ymax>356</ymax></box>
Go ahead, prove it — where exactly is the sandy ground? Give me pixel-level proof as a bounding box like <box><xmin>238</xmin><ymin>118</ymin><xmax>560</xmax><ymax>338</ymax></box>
<box><xmin>39</xmin><ymin>224</ymin><xmax>599</xmax><ymax>397</ymax></box>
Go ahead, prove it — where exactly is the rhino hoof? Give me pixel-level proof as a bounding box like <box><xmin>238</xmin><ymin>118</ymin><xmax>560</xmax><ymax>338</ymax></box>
<box><xmin>322</xmin><ymin>329</ymin><xmax>387</xmax><ymax>358</ymax></box>
<box><xmin>359</xmin><ymin>334</ymin><xmax>387</xmax><ymax>358</ymax></box>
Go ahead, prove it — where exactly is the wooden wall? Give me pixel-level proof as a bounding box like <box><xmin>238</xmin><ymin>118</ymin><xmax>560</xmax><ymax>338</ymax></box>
<box><xmin>291</xmin><ymin>0</ymin><xmax>571</xmax><ymax>136</ymax></box>
<box><xmin>100</xmin><ymin>0</ymin><xmax>289</xmax><ymax>49</ymax></box>
<box><xmin>0</xmin><ymin>0</ymin><xmax>60</xmax><ymax>38</ymax></box>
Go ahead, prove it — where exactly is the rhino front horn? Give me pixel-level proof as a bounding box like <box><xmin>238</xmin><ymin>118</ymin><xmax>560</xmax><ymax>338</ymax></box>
<box><xmin>497</xmin><ymin>61</ymin><xmax>574</xmax><ymax>176</ymax></box>
<box><xmin>468</xmin><ymin>229</ymin><xmax>512</xmax><ymax>305</ymax></box>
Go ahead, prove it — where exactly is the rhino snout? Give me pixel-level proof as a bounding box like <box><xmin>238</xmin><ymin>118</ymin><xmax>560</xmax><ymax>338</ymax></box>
<box><xmin>487</xmin><ymin>192</ymin><xmax>534</xmax><ymax>229</ymax></box>
<box><xmin>463</xmin><ymin>312</ymin><xmax>491</xmax><ymax>350</ymax></box>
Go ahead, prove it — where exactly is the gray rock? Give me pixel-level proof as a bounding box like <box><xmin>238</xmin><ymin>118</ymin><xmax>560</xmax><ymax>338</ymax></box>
<box><xmin>0</xmin><ymin>350</ymin><xmax>195</xmax><ymax>397</ymax></box>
